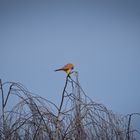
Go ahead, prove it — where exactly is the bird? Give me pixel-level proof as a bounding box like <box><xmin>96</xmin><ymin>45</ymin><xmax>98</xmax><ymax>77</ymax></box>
<box><xmin>55</xmin><ymin>63</ymin><xmax>74</xmax><ymax>75</ymax></box>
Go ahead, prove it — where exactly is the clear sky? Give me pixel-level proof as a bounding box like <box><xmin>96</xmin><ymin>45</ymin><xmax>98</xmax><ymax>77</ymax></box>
<box><xmin>0</xmin><ymin>0</ymin><xmax>140</xmax><ymax>131</ymax></box>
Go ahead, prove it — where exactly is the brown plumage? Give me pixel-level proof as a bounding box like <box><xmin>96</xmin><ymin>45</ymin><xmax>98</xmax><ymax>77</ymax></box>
<box><xmin>55</xmin><ymin>63</ymin><xmax>74</xmax><ymax>74</ymax></box>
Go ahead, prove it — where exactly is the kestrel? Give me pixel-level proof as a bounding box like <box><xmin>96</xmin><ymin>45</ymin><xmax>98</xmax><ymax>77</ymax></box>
<box><xmin>55</xmin><ymin>63</ymin><xmax>74</xmax><ymax>75</ymax></box>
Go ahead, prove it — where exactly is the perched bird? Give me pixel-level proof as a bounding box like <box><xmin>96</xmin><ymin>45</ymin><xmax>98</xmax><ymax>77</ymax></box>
<box><xmin>55</xmin><ymin>63</ymin><xmax>74</xmax><ymax>75</ymax></box>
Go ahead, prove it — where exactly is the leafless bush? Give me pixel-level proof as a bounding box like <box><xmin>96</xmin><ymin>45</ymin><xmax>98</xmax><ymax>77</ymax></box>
<box><xmin>0</xmin><ymin>72</ymin><xmax>139</xmax><ymax>140</ymax></box>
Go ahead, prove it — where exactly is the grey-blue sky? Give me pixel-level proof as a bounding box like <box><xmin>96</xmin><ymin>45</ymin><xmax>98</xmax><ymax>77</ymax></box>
<box><xmin>0</xmin><ymin>0</ymin><xmax>140</xmax><ymax>131</ymax></box>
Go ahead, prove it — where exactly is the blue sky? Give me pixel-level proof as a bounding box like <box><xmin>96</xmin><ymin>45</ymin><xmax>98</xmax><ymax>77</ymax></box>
<box><xmin>0</xmin><ymin>0</ymin><xmax>140</xmax><ymax>131</ymax></box>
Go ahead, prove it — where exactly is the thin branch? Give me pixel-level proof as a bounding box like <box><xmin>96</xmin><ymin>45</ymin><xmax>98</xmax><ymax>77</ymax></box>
<box><xmin>58</xmin><ymin>75</ymin><xmax>69</xmax><ymax>114</ymax></box>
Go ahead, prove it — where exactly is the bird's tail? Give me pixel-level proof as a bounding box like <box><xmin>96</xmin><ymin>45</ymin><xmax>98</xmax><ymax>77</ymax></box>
<box><xmin>54</xmin><ymin>68</ymin><xmax>63</xmax><ymax>72</ymax></box>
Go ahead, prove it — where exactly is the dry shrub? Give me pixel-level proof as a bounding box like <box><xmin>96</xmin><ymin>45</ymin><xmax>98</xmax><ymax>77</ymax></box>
<box><xmin>0</xmin><ymin>72</ymin><xmax>139</xmax><ymax>140</ymax></box>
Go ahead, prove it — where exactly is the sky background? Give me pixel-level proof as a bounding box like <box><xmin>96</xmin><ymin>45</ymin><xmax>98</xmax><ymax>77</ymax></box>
<box><xmin>0</xmin><ymin>0</ymin><xmax>140</xmax><ymax>133</ymax></box>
